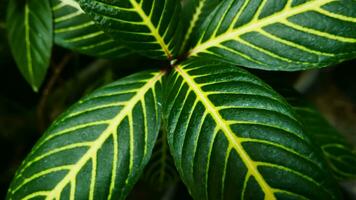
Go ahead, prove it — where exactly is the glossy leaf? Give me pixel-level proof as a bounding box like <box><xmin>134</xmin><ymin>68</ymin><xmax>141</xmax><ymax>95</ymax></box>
<box><xmin>180</xmin><ymin>0</ymin><xmax>222</xmax><ymax>53</ymax></box>
<box><xmin>6</xmin><ymin>0</ymin><xmax>53</xmax><ymax>91</ymax></box>
<box><xmin>78</xmin><ymin>0</ymin><xmax>183</xmax><ymax>60</ymax></box>
<box><xmin>188</xmin><ymin>0</ymin><xmax>356</xmax><ymax>71</ymax></box>
<box><xmin>7</xmin><ymin>70</ymin><xmax>164</xmax><ymax>200</ymax></box>
<box><xmin>165</xmin><ymin>59</ymin><xmax>341</xmax><ymax>199</ymax></box>
<box><xmin>280</xmin><ymin>88</ymin><xmax>356</xmax><ymax>180</ymax></box>
<box><xmin>52</xmin><ymin>0</ymin><xmax>131</xmax><ymax>58</ymax></box>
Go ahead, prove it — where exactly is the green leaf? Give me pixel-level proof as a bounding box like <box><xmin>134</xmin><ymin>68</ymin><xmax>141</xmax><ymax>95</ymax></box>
<box><xmin>180</xmin><ymin>0</ymin><xmax>222</xmax><ymax>53</ymax></box>
<box><xmin>52</xmin><ymin>0</ymin><xmax>132</xmax><ymax>58</ymax></box>
<box><xmin>164</xmin><ymin>59</ymin><xmax>341</xmax><ymax>199</ymax></box>
<box><xmin>188</xmin><ymin>0</ymin><xmax>356</xmax><ymax>71</ymax></box>
<box><xmin>6</xmin><ymin>0</ymin><xmax>53</xmax><ymax>91</ymax></box>
<box><xmin>77</xmin><ymin>0</ymin><xmax>183</xmax><ymax>60</ymax></box>
<box><xmin>7</xmin><ymin>70</ymin><xmax>165</xmax><ymax>200</ymax></box>
<box><xmin>279</xmin><ymin>88</ymin><xmax>356</xmax><ymax>180</ymax></box>
<box><xmin>144</xmin><ymin>128</ymin><xmax>178</xmax><ymax>190</ymax></box>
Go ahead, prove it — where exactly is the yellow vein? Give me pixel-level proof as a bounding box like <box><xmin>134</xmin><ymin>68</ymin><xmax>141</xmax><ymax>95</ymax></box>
<box><xmin>16</xmin><ymin>142</ymin><xmax>92</xmax><ymax>178</ymax></box>
<box><xmin>65</xmin><ymin>102</ymin><xmax>125</xmax><ymax>119</ymax></box>
<box><xmin>181</xmin><ymin>0</ymin><xmax>207</xmax><ymax>52</ymax></box>
<box><xmin>60</xmin><ymin>0</ymin><xmax>84</xmax><ymax>13</ymax></box>
<box><xmin>175</xmin><ymin>65</ymin><xmax>276</xmax><ymax>200</ymax></box>
<box><xmin>189</xmin><ymin>0</ymin><xmax>339</xmax><ymax>56</ymax></box>
<box><xmin>108</xmin><ymin>123</ymin><xmax>119</xmax><ymax>200</ymax></box>
<box><xmin>285</xmin><ymin>0</ymin><xmax>293</xmax><ymax>9</ymax></box>
<box><xmin>273</xmin><ymin>189</ymin><xmax>309</xmax><ymax>200</ymax></box>
<box><xmin>129</xmin><ymin>0</ymin><xmax>172</xmax><ymax>58</ymax></box>
<box><xmin>12</xmin><ymin>166</ymin><xmax>72</xmax><ymax>194</ymax></box>
<box><xmin>256</xmin><ymin>162</ymin><xmax>323</xmax><ymax>189</ymax></box>
<box><xmin>141</xmin><ymin>99</ymin><xmax>149</xmax><ymax>156</ymax></box>
<box><xmin>181</xmin><ymin>99</ymin><xmax>202</xmax><ymax>173</ymax></box>
<box><xmin>216</xmin><ymin>44</ymin><xmax>263</xmax><ymax>65</ymax></box>
<box><xmin>161</xmin><ymin>0</ymin><xmax>175</xmax><ymax>45</ymax></box>
<box><xmin>55</xmin><ymin>21</ymin><xmax>95</xmax><ymax>33</ymax></box>
<box><xmin>31</xmin><ymin>122</ymin><xmax>107</xmax><ymax>153</ymax></box>
<box><xmin>89</xmin><ymin>155</ymin><xmax>97</xmax><ymax>200</ymax></box>
<box><xmin>126</xmin><ymin>113</ymin><xmax>135</xmax><ymax>184</ymax></box>
<box><xmin>204</xmin><ymin>126</ymin><xmax>219</xmax><ymax>198</ymax></box>
<box><xmin>55</xmin><ymin>11</ymin><xmax>83</xmax><ymax>23</ymax></box>
<box><xmin>241</xmin><ymin>173</ymin><xmax>251</xmax><ymax>200</ymax></box>
<box><xmin>211</xmin><ymin>0</ymin><xmax>235</xmax><ymax>38</ymax></box>
<box><xmin>70</xmin><ymin>179</ymin><xmax>75</xmax><ymax>200</ymax></box>
<box><xmin>64</xmin><ymin>31</ymin><xmax>104</xmax><ymax>42</ymax></box>
<box><xmin>251</xmin><ymin>0</ymin><xmax>268</xmax><ymax>22</ymax></box>
<box><xmin>315</xmin><ymin>7</ymin><xmax>356</xmax><ymax>23</ymax></box>
<box><xmin>258</xmin><ymin>28</ymin><xmax>334</xmax><ymax>57</ymax></box>
<box><xmin>24</xmin><ymin>4</ymin><xmax>35</xmax><ymax>91</ymax></box>
<box><xmin>228</xmin><ymin>120</ymin><xmax>305</xmax><ymax>141</ymax></box>
<box><xmin>281</xmin><ymin>19</ymin><xmax>356</xmax><ymax>43</ymax></box>
<box><xmin>45</xmin><ymin>72</ymin><xmax>164</xmax><ymax>200</ymax></box>
<box><xmin>52</xmin><ymin>2</ymin><xmax>66</xmax><ymax>11</ymax></box>
<box><xmin>228</xmin><ymin>0</ymin><xmax>251</xmax><ymax>31</ymax></box>
<box><xmin>240</xmin><ymin>138</ymin><xmax>317</xmax><ymax>165</ymax></box>
<box><xmin>98</xmin><ymin>45</ymin><xmax>128</xmax><ymax>56</ymax></box>
<box><xmin>221</xmin><ymin>146</ymin><xmax>232</xmax><ymax>200</ymax></box>
<box><xmin>79</xmin><ymin>39</ymin><xmax>113</xmax><ymax>50</ymax></box>
<box><xmin>23</xmin><ymin>192</ymin><xmax>50</xmax><ymax>200</ymax></box>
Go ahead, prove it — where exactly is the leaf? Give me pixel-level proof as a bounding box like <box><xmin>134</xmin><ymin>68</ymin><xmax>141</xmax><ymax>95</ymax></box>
<box><xmin>180</xmin><ymin>0</ymin><xmax>222</xmax><ymax>53</ymax></box>
<box><xmin>52</xmin><ymin>0</ymin><xmax>132</xmax><ymax>58</ymax></box>
<box><xmin>77</xmin><ymin>0</ymin><xmax>183</xmax><ymax>60</ymax></box>
<box><xmin>279</xmin><ymin>88</ymin><xmax>356</xmax><ymax>180</ymax></box>
<box><xmin>6</xmin><ymin>0</ymin><xmax>53</xmax><ymax>91</ymax></box>
<box><xmin>164</xmin><ymin>59</ymin><xmax>341</xmax><ymax>199</ymax></box>
<box><xmin>188</xmin><ymin>0</ymin><xmax>356</xmax><ymax>71</ymax></box>
<box><xmin>144</xmin><ymin>128</ymin><xmax>178</xmax><ymax>190</ymax></box>
<box><xmin>7</xmin><ymin>70</ymin><xmax>165</xmax><ymax>200</ymax></box>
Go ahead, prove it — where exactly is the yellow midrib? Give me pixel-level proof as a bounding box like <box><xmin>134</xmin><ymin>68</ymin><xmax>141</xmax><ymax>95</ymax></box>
<box><xmin>175</xmin><ymin>66</ymin><xmax>276</xmax><ymax>199</ymax></box>
<box><xmin>45</xmin><ymin>72</ymin><xmax>164</xmax><ymax>200</ymax></box>
<box><xmin>24</xmin><ymin>4</ymin><xmax>36</xmax><ymax>91</ymax></box>
<box><xmin>129</xmin><ymin>0</ymin><xmax>172</xmax><ymax>59</ymax></box>
<box><xmin>189</xmin><ymin>0</ymin><xmax>334</xmax><ymax>56</ymax></box>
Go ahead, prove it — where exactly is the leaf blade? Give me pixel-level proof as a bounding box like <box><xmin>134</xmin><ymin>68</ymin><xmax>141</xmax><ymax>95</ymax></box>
<box><xmin>180</xmin><ymin>0</ymin><xmax>222</xmax><ymax>53</ymax></box>
<box><xmin>279</xmin><ymin>88</ymin><xmax>356</xmax><ymax>180</ymax></box>
<box><xmin>78</xmin><ymin>0</ymin><xmax>183</xmax><ymax>60</ymax></box>
<box><xmin>52</xmin><ymin>0</ymin><xmax>131</xmax><ymax>58</ymax></box>
<box><xmin>165</xmin><ymin>59</ymin><xmax>341</xmax><ymax>199</ymax></box>
<box><xmin>7</xmin><ymin>70</ymin><xmax>165</xmax><ymax>200</ymax></box>
<box><xmin>188</xmin><ymin>0</ymin><xmax>356</xmax><ymax>71</ymax></box>
<box><xmin>6</xmin><ymin>0</ymin><xmax>53</xmax><ymax>91</ymax></box>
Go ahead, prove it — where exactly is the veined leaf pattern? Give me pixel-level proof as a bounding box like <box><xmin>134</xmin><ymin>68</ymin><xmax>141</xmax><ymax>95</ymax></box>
<box><xmin>7</xmin><ymin>70</ymin><xmax>164</xmax><ymax>200</ymax></box>
<box><xmin>188</xmin><ymin>0</ymin><xmax>356</xmax><ymax>71</ymax></box>
<box><xmin>52</xmin><ymin>0</ymin><xmax>131</xmax><ymax>58</ymax></box>
<box><xmin>165</xmin><ymin>59</ymin><xmax>341</xmax><ymax>199</ymax></box>
<box><xmin>280</xmin><ymin>88</ymin><xmax>356</xmax><ymax>180</ymax></box>
<box><xmin>78</xmin><ymin>0</ymin><xmax>183</xmax><ymax>60</ymax></box>
<box><xmin>180</xmin><ymin>0</ymin><xmax>222</xmax><ymax>53</ymax></box>
<box><xmin>6</xmin><ymin>0</ymin><xmax>53</xmax><ymax>91</ymax></box>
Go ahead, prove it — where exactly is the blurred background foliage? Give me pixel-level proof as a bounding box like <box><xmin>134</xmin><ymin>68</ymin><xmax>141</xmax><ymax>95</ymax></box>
<box><xmin>0</xmin><ymin>1</ymin><xmax>356</xmax><ymax>199</ymax></box>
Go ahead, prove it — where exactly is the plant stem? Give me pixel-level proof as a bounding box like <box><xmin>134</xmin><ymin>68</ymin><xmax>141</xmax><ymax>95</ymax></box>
<box><xmin>37</xmin><ymin>54</ymin><xmax>73</xmax><ymax>132</ymax></box>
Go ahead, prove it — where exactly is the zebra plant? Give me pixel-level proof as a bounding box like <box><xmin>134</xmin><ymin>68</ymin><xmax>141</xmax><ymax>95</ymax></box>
<box><xmin>5</xmin><ymin>0</ymin><xmax>356</xmax><ymax>199</ymax></box>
